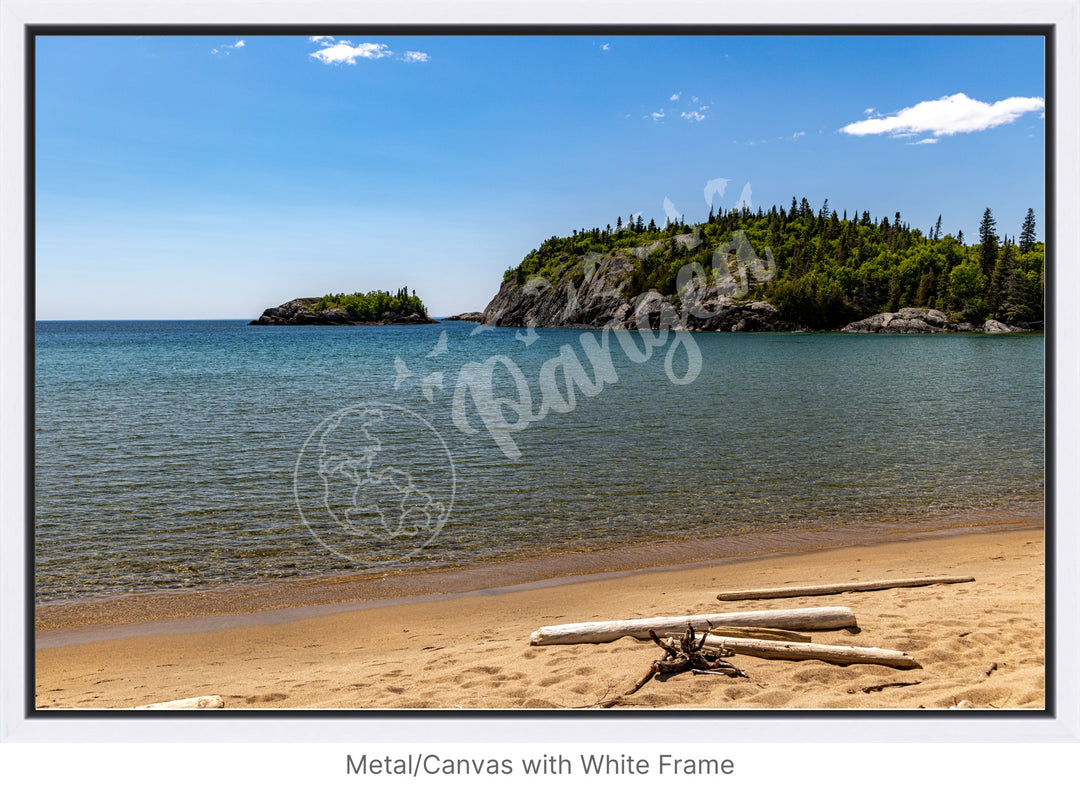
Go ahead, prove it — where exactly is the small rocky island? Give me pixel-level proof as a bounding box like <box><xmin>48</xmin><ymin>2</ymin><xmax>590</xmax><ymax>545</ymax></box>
<box><xmin>442</xmin><ymin>312</ymin><xmax>484</xmax><ymax>322</ymax></box>
<box><xmin>250</xmin><ymin>287</ymin><xmax>436</xmax><ymax>326</ymax></box>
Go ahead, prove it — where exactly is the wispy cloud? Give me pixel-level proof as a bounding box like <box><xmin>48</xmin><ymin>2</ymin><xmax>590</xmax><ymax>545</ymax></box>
<box><xmin>310</xmin><ymin>40</ymin><xmax>393</xmax><ymax>65</ymax></box>
<box><xmin>211</xmin><ymin>39</ymin><xmax>245</xmax><ymax>56</ymax></box>
<box><xmin>309</xmin><ymin>35</ymin><xmax>334</xmax><ymax>43</ymax></box>
<box><xmin>643</xmin><ymin>93</ymin><xmax>708</xmax><ymax>123</ymax></box>
<box><xmin>402</xmin><ymin>50</ymin><xmax>430</xmax><ymax>63</ymax></box>
<box><xmin>908</xmin><ymin>137</ymin><xmax>939</xmax><ymax>145</ymax></box>
<box><xmin>601</xmin><ymin>43</ymin><xmax>610</xmax><ymax>51</ymax></box>
<box><xmin>841</xmin><ymin>92</ymin><xmax>1044</xmax><ymax>138</ymax></box>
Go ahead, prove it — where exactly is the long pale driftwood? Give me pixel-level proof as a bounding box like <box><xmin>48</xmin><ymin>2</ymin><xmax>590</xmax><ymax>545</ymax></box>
<box><xmin>134</xmin><ymin>695</ymin><xmax>225</xmax><ymax>709</ymax></box>
<box><xmin>704</xmin><ymin>626</ymin><xmax>812</xmax><ymax>642</ymax></box>
<box><xmin>700</xmin><ymin>634</ymin><xmax>922</xmax><ymax>669</ymax></box>
<box><xmin>529</xmin><ymin>607</ymin><xmax>856</xmax><ymax>645</ymax></box>
<box><xmin>716</xmin><ymin>576</ymin><xmax>974</xmax><ymax>601</ymax></box>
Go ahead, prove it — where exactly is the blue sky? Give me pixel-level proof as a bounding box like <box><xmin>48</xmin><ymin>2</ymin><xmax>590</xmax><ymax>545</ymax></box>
<box><xmin>35</xmin><ymin>34</ymin><xmax>1046</xmax><ymax>319</ymax></box>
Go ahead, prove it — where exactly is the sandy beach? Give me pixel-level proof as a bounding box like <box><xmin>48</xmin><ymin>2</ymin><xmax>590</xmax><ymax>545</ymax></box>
<box><xmin>35</xmin><ymin>515</ymin><xmax>1045</xmax><ymax>710</ymax></box>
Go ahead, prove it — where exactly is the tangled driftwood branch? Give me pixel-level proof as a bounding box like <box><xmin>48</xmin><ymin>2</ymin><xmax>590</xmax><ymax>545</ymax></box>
<box><xmin>602</xmin><ymin>624</ymin><xmax>747</xmax><ymax>707</ymax></box>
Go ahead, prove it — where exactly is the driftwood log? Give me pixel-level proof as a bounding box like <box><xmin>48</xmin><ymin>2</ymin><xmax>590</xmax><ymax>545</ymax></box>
<box><xmin>133</xmin><ymin>695</ymin><xmax>225</xmax><ymax>709</ymax></box>
<box><xmin>699</xmin><ymin>634</ymin><xmax>922</xmax><ymax>669</ymax></box>
<box><xmin>530</xmin><ymin>607</ymin><xmax>856</xmax><ymax>645</ymax></box>
<box><xmin>601</xmin><ymin>625</ymin><xmax>747</xmax><ymax>707</ymax></box>
<box><xmin>703</xmin><ymin>626</ymin><xmax>811</xmax><ymax>642</ymax></box>
<box><xmin>716</xmin><ymin>576</ymin><xmax>974</xmax><ymax>601</ymax></box>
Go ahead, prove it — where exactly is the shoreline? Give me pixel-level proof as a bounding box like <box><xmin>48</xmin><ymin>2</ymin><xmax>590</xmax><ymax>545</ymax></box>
<box><xmin>36</xmin><ymin>506</ymin><xmax>1041</xmax><ymax>643</ymax></box>
<box><xmin>35</xmin><ymin>516</ymin><xmax>1046</xmax><ymax>710</ymax></box>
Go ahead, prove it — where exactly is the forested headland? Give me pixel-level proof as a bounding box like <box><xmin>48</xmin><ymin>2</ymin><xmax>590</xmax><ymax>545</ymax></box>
<box><xmin>499</xmin><ymin>200</ymin><xmax>1043</xmax><ymax>330</ymax></box>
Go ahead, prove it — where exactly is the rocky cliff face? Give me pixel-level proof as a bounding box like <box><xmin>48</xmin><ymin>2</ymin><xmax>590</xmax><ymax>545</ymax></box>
<box><xmin>481</xmin><ymin>251</ymin><xmax>804</xmax><ymax>332</ymax></box>
<box><xmin>250</xmin><ymin>298</ymin><xmax>436</xmax><ymax>326</ymax></box>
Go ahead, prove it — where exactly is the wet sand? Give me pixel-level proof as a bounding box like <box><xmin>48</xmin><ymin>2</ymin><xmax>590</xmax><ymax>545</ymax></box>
<box><xmin>35</xmin><ymin>513</ymin><xmax>1045</xmax><ymax>710</ymax></box>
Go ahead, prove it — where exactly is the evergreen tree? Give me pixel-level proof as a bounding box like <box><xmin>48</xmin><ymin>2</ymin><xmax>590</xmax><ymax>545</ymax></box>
<box><xmin>502</xmin><ymin>198</ymin><xmax>1042</xmax><ymax>328</ymax></box>
<box><xmin>914</xmin><ymin>271</ymin><xmax>935</xmax><ymax>307</ymax></box>
<box><xmin>978</xmin><ymin>208</ymin><xmax>998</xmax><ymax>278</ymax></box>
<box><xmin>1019</xmin><ymin>208</ymin><xmax>1037</xmax><ymax>254</ymax></box>
<box><xmin>989</xmin><ymin>243</ymin><xmax>1014</xmax><ymax>316</ymax></box>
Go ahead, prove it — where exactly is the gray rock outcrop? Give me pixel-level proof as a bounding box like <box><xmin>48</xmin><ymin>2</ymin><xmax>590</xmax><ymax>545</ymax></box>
<box><xmin>983</xmin><ymin>318</ymin><xmax>1025</xmax><ymax>334</ymax></box>
<box><xmin>443</xmin><ymin>312</ymin><xmax>484</xmax><ymax>322</ymax></box>
<box><xmin>841</xmin><ymin>307</ymin><xmax>1032</xmax><ymax>334</ymax></box>
<box><xmin>841</xmin><ymin>307</ymin><xmax>950</xmax><ymax>334</ymax></box>
<box><xmin>481</xmin><ymin>251</ymin><xmax>804</xmax><ymax>332</ymax></box>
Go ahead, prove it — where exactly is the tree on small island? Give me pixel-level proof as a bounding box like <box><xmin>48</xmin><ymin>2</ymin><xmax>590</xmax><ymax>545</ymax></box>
<box><xmin>250</xmin><ymin>286</ymin><xmax>434</xmax><ymax>325</ymax></box>
<box><xmin>311</xmin><ymin>286</ymin><xmax>429</xmax><ymax>321</ymax></box>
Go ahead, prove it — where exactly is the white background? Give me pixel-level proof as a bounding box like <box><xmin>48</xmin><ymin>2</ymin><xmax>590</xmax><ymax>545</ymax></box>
<box><xmin>2</xmin><ymin>1</ymin><xmax>1077</xmax><ymax>791</ymax></box>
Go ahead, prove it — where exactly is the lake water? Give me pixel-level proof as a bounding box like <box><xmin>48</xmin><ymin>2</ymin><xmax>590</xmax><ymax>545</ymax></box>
<box><xmin>34</xmin><ymin>320</ymin><xmax>1045</xmax><ymax>604</ymax></box>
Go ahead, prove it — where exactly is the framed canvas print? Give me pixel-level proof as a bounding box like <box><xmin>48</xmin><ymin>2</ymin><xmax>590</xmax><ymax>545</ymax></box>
<box><xmin>2</xmin><ymin>0</ymin><xmax>1077</xmax><ymax>787</ymax></box>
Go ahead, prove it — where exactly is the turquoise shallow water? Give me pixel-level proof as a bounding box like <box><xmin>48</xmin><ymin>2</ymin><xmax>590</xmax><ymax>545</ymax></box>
<box><xmin>34</xmin><ymin>320</ymin><xmax>1044</xmax><ymax>603</ymax></box>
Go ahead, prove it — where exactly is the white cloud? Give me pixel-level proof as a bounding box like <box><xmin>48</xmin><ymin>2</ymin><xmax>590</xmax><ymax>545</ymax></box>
<box><xmin>212</xmin><ymin>39</ymin><xmax>246</xmax><ymax>56</ymax></box>
<box><xmin>909</xmin><ymin>137</ymin><xmax>939</xmax><ymax>145</ymax></box>
<box><xmin>864</xmin><ymin>107</ymin><xmax>875</xmax><ymax>115</ymax></box>
<box><xmin>311</xmin><ymin>41</ymin><xmax>393</xmax><ymax>65</ymax></box>
<box><xmin>649</xmin><ymin>109</ymin><xmax>665</xmax><ymax>121</ymax></box>
<box><xmin>792</xmin><ymin>131</ymin><xmax>806</xmax><ymax>139</ymax></box>
<box><xmin>310</xmin><ymin>35</ymin><xmax>334</xmax><ymax>43</ymax></box>
<box><xmin>841</xmin><ymin>92</ymin><xmax>1044</xmax><ymax>138</ymax></box>
<box><xmin>601</xmin><ymin>43</ymin><xmax>610</xmax><ymax>51</ymax></box>
<box><xmin>402</xmin><ymin>50</ymin><xmax>429</xmax><ymax>63</ymax></box>
<box><xmin>680</xmin><ymin>110</ymin><xmax>705</xmax><ymax>122</ymax></box>
<box><xmin>670</xmin><ymin>92</ymin><xmax>681</xmax><ymax>101</ymax></box>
